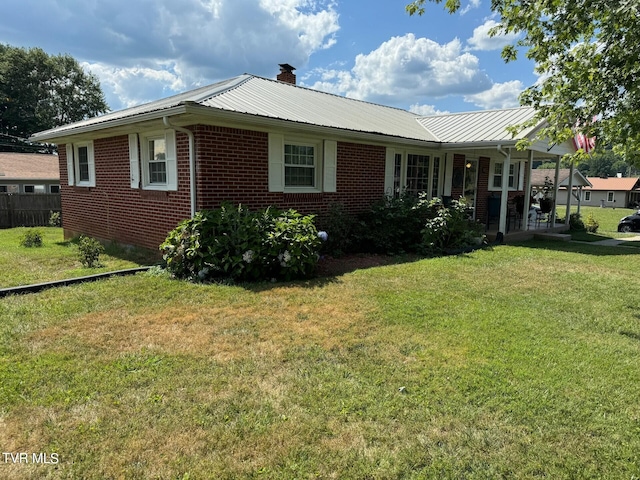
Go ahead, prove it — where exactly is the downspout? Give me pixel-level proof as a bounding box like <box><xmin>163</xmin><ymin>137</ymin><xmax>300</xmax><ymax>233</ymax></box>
<box><xmin>163</xmin><ymin>116</ymin><xmax>196</xmax><ymax>218</ymax></box>
<box><xmin>496</xmin><ymin>145</ymin><xmax>511</xmax><ymax>236</ymax></box>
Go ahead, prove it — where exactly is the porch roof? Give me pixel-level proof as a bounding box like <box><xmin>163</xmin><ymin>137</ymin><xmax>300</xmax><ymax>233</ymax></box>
<box><xmin>531</xmin><ymin>169</ymin><xmax>592</xmax><ymax>188</ymax></box>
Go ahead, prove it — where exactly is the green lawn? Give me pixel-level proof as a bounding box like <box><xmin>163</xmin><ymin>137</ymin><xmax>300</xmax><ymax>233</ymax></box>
<box><xmin>0</xmin><ymin>227</ymin><xmax>158</xmax><ymax>288</ymax></box>
<box><xmin>565</xmin><ymin>205</ymin><xmax>639</xmax><ymax>241</ymax></box>
<box><xmin>1</xmin><ymin>239</ymin><xmax>640</xmax><ymax>478</ymax></box>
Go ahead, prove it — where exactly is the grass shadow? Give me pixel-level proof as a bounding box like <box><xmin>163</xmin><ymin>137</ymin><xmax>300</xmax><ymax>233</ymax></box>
<box><xmin>512</xmin><ymin>238</ymin><xmax>640</xmax><ymax>257</ymax></box>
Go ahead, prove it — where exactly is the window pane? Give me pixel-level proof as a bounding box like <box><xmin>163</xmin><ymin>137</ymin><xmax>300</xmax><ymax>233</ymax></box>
<box><xmin>393</xmin><ymin>153</ymin><xmax>402</xmax><ymax>198</ymax></box>
<box><xmin>150</xmin><ymin>162</ymin><xmax>167</xmax><ymax>184</ymax></box>
<box><xmin>285</xmin><ymin>166</ymin><xmax>314</xmax><ymax>187</ymax></box>
<box><xmin>149</xmin><ymin>139</ymin><xmax>166</xmax><ymax>161</ymax></box>
<box><xmin>285</xmin><ymin>144</ymin><xmax>314</xmax><ymax>166</ymax></box>
<box><xmin>406</xmin><ymin>154</ymin><xmax>429</xmax><ymax>195</ymax></box>
<box><xmin>77</xmin><ymin>146</ymin><xmax>89</xmax><ymax>182</ymax></box>
<box><xmin>284</xmin><ymin>143</ymin><xmax>315</xmax><ymax>187</ymax></box>
<box><xmin>431</xmin><ymin>157</ymin><xmax>440</xmax><ymax>198</ymax></box>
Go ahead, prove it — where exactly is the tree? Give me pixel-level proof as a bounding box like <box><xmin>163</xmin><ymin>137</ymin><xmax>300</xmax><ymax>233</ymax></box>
<box><xmin>0</xmin><ymin>44</ymin><xmax>108</xmax><ymax>145</ymax></box>
<box><xmin>406</xmin><ymin>1</ymin><xmax>640</xmax><ymax>167</ymax></box>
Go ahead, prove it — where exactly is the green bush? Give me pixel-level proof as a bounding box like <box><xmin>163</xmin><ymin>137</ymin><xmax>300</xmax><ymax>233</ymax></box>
<box><xmin>49</xmin><ymin>211</ymin><xmax>61</xmax><ymax>227</ymax></box>
<box><xmin>584</xmin><ymin>213</ymin><xmax>599</xmax><ymax>233</ymax></box>
<box><xmin>317</xmin><ymin>203</ymin><xmax>359</xmax><ymax>257</ymax></box>
<box><xmin>569</xmin><ymin>212</ymin><xmax>585</xmax><ymax>231</ymax></box>
<box><xmin>356</xmin><ymin>192</ymin><xmax>437</xmax><ymax>255</ymax></box>
<box><xmin>161</xmin><ymin>204</ymin><xmax>322</xmax><ymax>282</ymax></box>
<box><xmin>420</xmin><ymin>198</ymin><xmax>485</xmax><ymax>255</ymax></box>
<box><xmin>20</xmin><ymin>229</ymin><xmax>43</xmax><ymax>248</ymax></box>
<box><xmin>77</xmin><ymin>235</ymin><xmax>105</xmax><ymax>268</ymax></box>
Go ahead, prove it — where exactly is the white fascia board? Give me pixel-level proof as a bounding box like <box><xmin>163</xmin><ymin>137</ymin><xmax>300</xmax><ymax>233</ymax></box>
<box><xmin>30</xmin><ymin>105</ymin><xmax>189</xmax><ymax>143</ymax></box>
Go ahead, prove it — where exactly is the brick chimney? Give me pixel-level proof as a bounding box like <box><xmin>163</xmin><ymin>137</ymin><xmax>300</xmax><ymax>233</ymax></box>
<box><xmin>277</xmin><ymin>64</ymin><xmax>296</xmax><ymax>85</ymax></box>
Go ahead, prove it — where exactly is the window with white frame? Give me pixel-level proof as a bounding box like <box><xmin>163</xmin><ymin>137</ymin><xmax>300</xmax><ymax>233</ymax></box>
<box><xmin>131</xmin><ymin>130</ymin><xmax>177</xmax><ymax>191</ymax></box>
<box><xmin>284</xmin><ymin>143</ymin><xmax>316</xmax><ymax>187</ymax></box>
<box><xmin>406</xmin><ymin>153</ymin><xmax>430</xmax><ymax>195</ymax></box>
<box><xmin>268</xmin><ymin>134</ymin><xmax>333</xmax><ymax>193</ymax></box>
<box><xmin>66</xmin><ymin>141</ymin><xmax>96</xmax><ymax>187</ymax></box>
<box><xmin>490</xmin><ymin>160</ymin><xmax>519</xmax><ymax>190</ymax></box>
<box><xmin>607</xmin><ymin>191</ymin><xmax>614</xmax><ymax>202</ymax></box>
<box><xmin>584</xmin><ymin>191</ymin><xmax>591</xmax><ymax>201</ymax></box>
<box><xmin>385</xmin><ymin>149</ymin><xmax>441</xmax><ymax>198</ymax></box>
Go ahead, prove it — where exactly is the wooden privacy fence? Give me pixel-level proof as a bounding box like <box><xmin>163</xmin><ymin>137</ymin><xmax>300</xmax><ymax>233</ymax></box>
<box><xmin>0</xmin><ymin>193</ymin><xmax>61</xmax><ymax>228</ymax></box>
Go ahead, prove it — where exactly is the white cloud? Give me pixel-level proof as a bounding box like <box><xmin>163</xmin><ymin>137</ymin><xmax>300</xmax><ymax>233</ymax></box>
<box><xmin>463</xmin><ymin>80</ymin><xmax>523</xmax><ymax>109</ymax></box>
<box><xmin>460</xmin><ymin>0</ymin><xmax>481</xmax><ymax>15</ymax></box>
<box><xmin>304</xmin><ymin>33</ymin><xmax>492</xmax><ymax>106</ymax></box>
<box><xmin>466</xmin><ymin>19</ymin><xmax>520</xmax><ymax>51</ymax></box>
<box><xmin>408</xmin><ymin>104</ymin><xmax>449</xmax><ymax>116</ymax></box>
<box><xmin>0</xmin><ymin>0</ymin><xmax>340</xmax><ymax>110</ymax></box>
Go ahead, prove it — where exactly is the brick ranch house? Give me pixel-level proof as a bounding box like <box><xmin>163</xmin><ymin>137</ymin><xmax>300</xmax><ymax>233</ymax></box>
<box><xmin>30</xmin><ymin>66</ymin><xmax>577</xmax><ymax>251</ymax></box>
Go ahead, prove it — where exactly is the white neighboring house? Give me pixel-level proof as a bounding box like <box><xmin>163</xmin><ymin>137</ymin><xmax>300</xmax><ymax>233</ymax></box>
<box><xmin>582</xmin><ymin>176</ymin><xmax>640</xmax><ymax>208</ymax></box>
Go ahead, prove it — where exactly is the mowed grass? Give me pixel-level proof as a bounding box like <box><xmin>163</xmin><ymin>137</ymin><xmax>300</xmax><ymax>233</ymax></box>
<box><xmin>0</xmin><ymin>227</ymin><xmax>158</xmax><ymax>288</ymax></box>
<box><xmin>567</xmin><ymin>205</ymin><xmax>639</xmax><ymax>242</ymax></box>
<box><xmin>1</xmin><ymin>240</ymin><xmax>640</xmax><ymax>478</ymax></box>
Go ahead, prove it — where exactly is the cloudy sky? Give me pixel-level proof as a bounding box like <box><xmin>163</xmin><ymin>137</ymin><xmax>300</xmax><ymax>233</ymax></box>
<box><xmin>0</xmin><ymin>0</ymin><xmax>534</xmax><ymax>115</ymax></box>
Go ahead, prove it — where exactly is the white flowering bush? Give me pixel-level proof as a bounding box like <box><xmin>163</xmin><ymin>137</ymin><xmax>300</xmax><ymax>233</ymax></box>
<box><xmin>160</xmin><ymin>203</ymin><xmax>322</xmax><ymax>282</ymax></box>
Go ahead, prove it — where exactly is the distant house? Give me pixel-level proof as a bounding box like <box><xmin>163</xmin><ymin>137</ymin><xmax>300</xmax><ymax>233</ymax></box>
<box><xmin>30</xmin><ymin>67</ymin><xmax>577</xmax><ymax>250</ymax></box>
<box><xmin>0</xmin><ymin>152</ymin><xmax>60</xmax><ymax>194</ymax></box>
<box><xmin>582</xmin><ymin>176</ymin><xmax>640</xmax><ymax>208</ymax></box>
<box><xmin>531</xmin><ymin>168</ymin><xmax>592</xmax><ymax>207</ymax></box>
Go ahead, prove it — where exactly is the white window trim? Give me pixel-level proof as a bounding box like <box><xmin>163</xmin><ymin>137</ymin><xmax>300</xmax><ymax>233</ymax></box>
<box><xmin>488</xmin><ymin>159</ymin><xmax>522</xmax><ymax>191</ymax></box>
<box><xmin>269</xmin><ymin>133</ymin><xmax>331</xmax><ymax>193</ymax></box>
<box><xmin>66</xmin><ymin>141</ymin><xmax>96</xmax><ymax>187</ymax></box>
<box><xmin>138</xmin><ymin>130</ymin><xmax>177</xmax><ymax>191</ymax></box>
<box><xmin>584</xmin><ymin>190</ymin><xmax>591</xmax><ymax>202</ymax></box>
<box><xmin>607</xmin><ymin>191</ymin><xmax>615</xmax><ymax>202</ymax></box>
<box><xmin>385</xmin><ymin>148</ymin><xmax>441</xmax><ymax>197</ymax></box>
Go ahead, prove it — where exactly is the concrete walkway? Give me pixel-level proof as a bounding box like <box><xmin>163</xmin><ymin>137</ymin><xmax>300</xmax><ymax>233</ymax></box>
<box><xmin>587</xmin><ymin>235</ymin><xmax>640</xmax><ymax>247</ymax></box>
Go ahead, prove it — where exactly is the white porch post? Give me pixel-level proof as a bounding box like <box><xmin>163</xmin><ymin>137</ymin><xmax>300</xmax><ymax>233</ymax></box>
<box><xmin>524</xmin><ymin>149</ymin><xmax>534</xmax><ymax>231</ymax></box>
<box><xmin>552</xmin><ymin>155</ymin><xmax>561</xmax><ymax>226</ymax></box>
<box><xmin>498</xmin><ymin>147</ymin><xmax>511</xmax><ymax>234</ymax></box>
<box><xmin>565</xmin><ymin>159</ymin><xmax>574</xmax><ymax>226</ymax></box>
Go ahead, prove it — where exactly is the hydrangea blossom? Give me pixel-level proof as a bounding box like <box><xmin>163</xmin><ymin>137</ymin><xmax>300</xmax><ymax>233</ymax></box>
<box><xmin>242</xmin><ymin>250</ymin><xmax>255</xmax><ymax>263</ymax></box>
<box><xmin>278</xmin><ymin>250</ymin><xmax>291</xmax><ymax>267</ymax></box>
<box><xmin>318</xmin><ymin>231</ymin><xmax>328</xmax><ymax>242</ymax></box>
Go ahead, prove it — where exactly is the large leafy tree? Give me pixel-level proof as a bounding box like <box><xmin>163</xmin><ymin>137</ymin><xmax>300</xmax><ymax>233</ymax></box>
<box><xmin>406</xmin><ymin>0</ymin><xmax>640</xmax><ymax>166</ymax></box>
<box><xmin>0</xmin><ymin>44</ymin><xmax>108</xmax><ymax>145</ymax></box>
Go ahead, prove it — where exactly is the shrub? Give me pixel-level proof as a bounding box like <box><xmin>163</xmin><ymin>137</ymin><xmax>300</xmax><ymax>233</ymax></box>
<box><xmin>20</xmin><ymin>229</ymin><xmax>43</xmax><ymax>248</ymax></box>
<box><xmin>356</xmin><ymin>192</ymin><xmax>437</xmax><ymax>255</ymax></box>
<box><xmin>420</xmin><ymin>198</ymin><xmax>485</xmax><ymax>255</ymax></box>
<box><xmin>77</xmin><ymin>235</ymin><xmax>105</xmax><ymax>268</ymax></box>
<box><xmin>49</xmin><ymin>211</ymin><xmax>61</xmax><ymax>227</ymax></box>
<box><xmin>569</xmin><ymin>212</ymin><xmax>585</xmax><ymax>231</ymax></box>
<box><xmin>585</xmin><ymin>213</ymin><xmax>599</xmax><ymax>233</ymax></box>
<box><xmin>161</xmin><ymin>204</ymin><xmax>322</xmax><ymax>283</ymax></box>
<box><xmin>317</xmin><ymin>203</ymin><xmax>358</xmax><ymax>257</ymax></box>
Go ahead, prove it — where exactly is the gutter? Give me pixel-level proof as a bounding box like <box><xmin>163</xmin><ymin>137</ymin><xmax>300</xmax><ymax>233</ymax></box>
<box><xmin>163</xmin><ymin>116</ymin><xmax>196</xmax><ymax>218</ymax></box>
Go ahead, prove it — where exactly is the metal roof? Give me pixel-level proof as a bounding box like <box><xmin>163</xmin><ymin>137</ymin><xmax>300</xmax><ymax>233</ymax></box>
<box><xmin>32</xmin><ymin>75</ymin><xmax>438</xmax><ymax>143</ymax></box>
<box><xmin>585</xmin><ymin>177</ymin><xmax>640</xmax><ymax>191</ymax></box>
<box><xmin>416</xmin><ymin>107</ymin><xmax>539</xmax><ymax>143</ymax></box>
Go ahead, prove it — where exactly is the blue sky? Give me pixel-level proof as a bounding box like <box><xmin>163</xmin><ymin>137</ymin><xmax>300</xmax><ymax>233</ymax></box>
<box><xmin>0</xmin><ymin>0</ymin><xmax>536</xmax><ymax>116</ymax></box>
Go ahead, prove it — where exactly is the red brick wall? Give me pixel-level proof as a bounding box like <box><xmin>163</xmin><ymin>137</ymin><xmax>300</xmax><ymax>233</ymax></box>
<box><xmin>59</xmin><ymin>135</ymin><xmax>192</xmax><ymax>251</ymax></box>
<box><xmin>59</xmin><ymin>126</ymin><xmax>387</xmax><ymax>250</ymax></box>
<box><xmin>194</xmin><ymin>125</ymin><xmax>385</xmax><ymax>216</ymax></box>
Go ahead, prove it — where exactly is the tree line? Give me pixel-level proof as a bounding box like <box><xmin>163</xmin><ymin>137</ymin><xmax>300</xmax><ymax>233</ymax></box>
<box><xmin>0</xmin><ymin>44</ymin><xmax>108</xmax><ymax>152</ymax></box>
